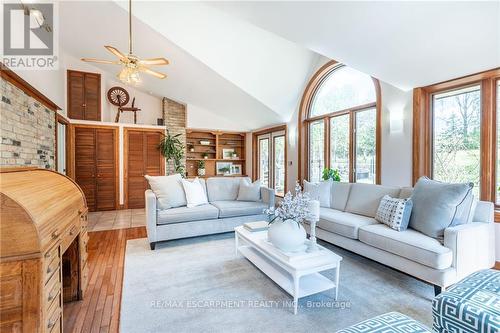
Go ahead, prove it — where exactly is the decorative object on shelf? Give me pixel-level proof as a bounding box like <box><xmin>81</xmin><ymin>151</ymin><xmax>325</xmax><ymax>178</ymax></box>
<box><xmin>231</xmin><ymin>151</ymin><xmax>239</xmax><ymax>159</ymax></box>
<box><xmin>306</xmin><ymin>200</ymin><xmax>320</xmax><ymax>252</ymax></box>
<box><xmin>202</xmin><ymin>152</ymin><xmax>209</xmax><ymax>159</ymax></box>
<box><xmin>157</xmin><ymin>118</ymin><xmax>164</xmax><ymax>126</ymax></box>
<box><xmin>216</xmin><ymin>162</ymin><xmax>232</xmax><ymax>175</ymax></box>
<box><xmin>322</xmin><ymin>168</ymin><xmax>341</xmax><ymax>182</ymax></box>
<box><xmin>231</xmin><ymin>164</ymin><xmax>242</xmax><ymax>175</ymax></box>
<box><xmin>200</xmin><ymin>140</ymin><xmax>211</xmax><ymax>146</ymax></box>
<box><xmin>159</xmin><ymin>130</ymin><xmax>185</xmax><ymax>176</ymax></box>
<box><xmin>264</xmin><ymin>182</ymin><xmax>311</xmax><ymax>252</ymax></box>
<box><xmin>197</xmin><ymin>160</ymin><xmax>206</xmax><ymax>176</ymax></box>
<box><xmin>223</xmin><ymin>148</ymin><xmax>235</xmax><ymax>159</ymax></box>
<box><xmin>188</xmin><ymin>144</ymin><xmax>195</xmax><ymax>152</ymax></box>
<box><xmin>107</xmin><ymin>86</ymin><xmax>142</xmax><ymax>123</ymax></box>
<box><xmin>81</xmin><ymin>0</ymin><xmax>169</xmax><ymax>85</ymax></box>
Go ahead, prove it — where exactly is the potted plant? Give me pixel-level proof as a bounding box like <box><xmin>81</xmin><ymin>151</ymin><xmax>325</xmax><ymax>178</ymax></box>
<box><xmin>197</xmin><ymin>160</ymin><xmax>206</xmax><ymax>176</ymax></box>
<box><xmin>264</xmin><ymin>182</ymin><xmax>310</xmax><ymax>252</ymax></box>
<box><xmin>322</xmin><ymin>168</ymin><xmax>341</xmax><ymax>182</ymax></box>
<box><xmin>159</xmin><ymin>130</ymin><xmax>185</xmax><ymax>176</ymax></box>
<box><xmin>202</xmin><ymin>152</ymin><xmax>209</xmax><ymax>159</ymax></box>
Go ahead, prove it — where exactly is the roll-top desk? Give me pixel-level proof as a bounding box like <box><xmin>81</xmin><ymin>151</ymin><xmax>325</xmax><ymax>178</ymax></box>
<box><xmin>0</xmin><ymin>168</ymin><xmax>89</xmax><ymax>332</ymax></box>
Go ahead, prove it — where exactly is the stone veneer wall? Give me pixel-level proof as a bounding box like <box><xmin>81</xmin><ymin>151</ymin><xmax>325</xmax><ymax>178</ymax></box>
<box><xmin>162</xmin><ymin>97</ymin><xmax>186</xmax><ymax>175</ymax></box>
<box><xmin>0</xmin><ymin>77</ymin><xmax>56</xmax><ymax>169</ymax></box>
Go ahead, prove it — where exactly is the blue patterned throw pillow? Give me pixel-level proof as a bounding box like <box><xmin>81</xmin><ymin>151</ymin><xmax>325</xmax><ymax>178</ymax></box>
<box><xmin>375</xmin><ymin>195</ymin><xmax>413</xmax><ymax>231</ymax></box>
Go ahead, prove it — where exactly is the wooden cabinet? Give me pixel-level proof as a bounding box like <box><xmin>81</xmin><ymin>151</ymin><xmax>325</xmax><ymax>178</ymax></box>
<box><xmin>125</xmin><ymin>128</ymin><xmax>165</xmax><ymax>209</ymax></box>
<box><xmin>67</xmin><ymin>70</ymin><xmax>101</xmax><ymax>121</ymax></box>
<box><xmin>0</xmin><ymin>167</ymin><xmax>88</xmax><ymax>333</ymax></box>
<box><xmin>73</xmin><ymin>125</ymin><xmax>118</xmax><ymax>212</ymax></box>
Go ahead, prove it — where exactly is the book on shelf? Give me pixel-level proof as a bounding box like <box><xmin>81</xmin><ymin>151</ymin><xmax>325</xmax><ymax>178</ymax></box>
<box><xmin>243</xmin><ymin>221</ymin><xmax>269</xmax><ymax>232</ymax></box>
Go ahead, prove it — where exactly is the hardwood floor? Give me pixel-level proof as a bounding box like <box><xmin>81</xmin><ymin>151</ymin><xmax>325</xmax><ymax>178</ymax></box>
<box><xmin>63</xmin><ymin>227</ymin><xmax>147</xmax><ymax>332</ymax></box>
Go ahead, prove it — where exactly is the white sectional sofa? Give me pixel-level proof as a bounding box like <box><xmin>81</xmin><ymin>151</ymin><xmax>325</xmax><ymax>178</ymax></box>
<box><xmin>304</xmin><ymin>182</ymin><xmax>496</xmax><ymax>293</ymax></box>
<box><xmin>145</xmin><ymin>177</ymin><xmax>275</xmax><ymax>249</ymax></box>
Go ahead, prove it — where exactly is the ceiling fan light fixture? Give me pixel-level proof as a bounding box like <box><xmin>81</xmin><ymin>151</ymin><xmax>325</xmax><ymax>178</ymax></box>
<box><xmin>118</xmin><ymin>67</ymin><xmax>141</xmax><ymax>85</ymax></box>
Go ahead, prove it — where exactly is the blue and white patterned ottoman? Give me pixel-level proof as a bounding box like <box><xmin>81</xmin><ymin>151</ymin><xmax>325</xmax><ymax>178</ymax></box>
<box><xmin>335</xmin><ymin>312</ymin><xmax>432</xmax><ymax>333</ymax></box>
<box><xmin>432</xmin><ymin>269</ymin><xmax>500</xmax><ymax>333</ymax></box>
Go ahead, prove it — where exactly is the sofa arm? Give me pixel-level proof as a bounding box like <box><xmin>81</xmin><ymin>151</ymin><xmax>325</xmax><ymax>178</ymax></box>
<box><xmin>444</xmin><ymin>222</ymin><xmax>496</xmax><ymax>281</ymax></box>
<box><xmin>145</xmin><ymin>190</ymin><xmax>157</xmax><ymax>245</ymax></box>
<box><xmin>261</xmin><ymin>187</ymin><xmax>275</xmax><ymax>209</ymax></box>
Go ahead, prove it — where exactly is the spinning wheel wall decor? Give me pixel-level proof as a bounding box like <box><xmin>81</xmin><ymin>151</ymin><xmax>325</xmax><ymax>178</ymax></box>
<box><xmin>107</xmin><ymin>86</ymin><xmax>129</xmax><ymax>106</ymax></box>
<box><xmin>107</xmin><ymin>86</ymin><xmax>141</xmax><ymax>124</ymax></box>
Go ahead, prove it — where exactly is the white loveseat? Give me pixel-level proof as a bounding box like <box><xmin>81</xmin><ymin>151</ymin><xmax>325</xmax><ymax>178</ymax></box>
<box><xmin>145</xmin><ymin>177</ymin><xmax>274</xmax><ymax>249</ymax></box>
<box><xmin>304</xmin><ymin>182</ymin><xmax>496</xmax><ymax>292</ymax></box>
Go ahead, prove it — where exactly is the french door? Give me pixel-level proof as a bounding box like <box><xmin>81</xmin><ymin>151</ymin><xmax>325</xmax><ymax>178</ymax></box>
<box><xmin>257</xmin><ymin>130</ymin><xmax>286</xmax><ymax>196</ymax></box>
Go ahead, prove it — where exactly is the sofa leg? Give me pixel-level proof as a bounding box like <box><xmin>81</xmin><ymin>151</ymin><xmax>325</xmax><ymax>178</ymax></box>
<box><xmin>434</xmin><ymin>285</ymin><xmax>442</xmax><ymax>296</ymax></box>
<box><xmin>150</xmin><ymin>242</ymin><xmax>156</xmax><ymax>250</ymax></box>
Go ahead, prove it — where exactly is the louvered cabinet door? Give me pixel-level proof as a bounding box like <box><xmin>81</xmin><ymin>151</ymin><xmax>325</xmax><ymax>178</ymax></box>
<box><xmin>127</xmin><ymin>131</ymin><xmax>146</xmax><ymax>209</ymax></box>
<box><xmin>74</xmin><ymin>127</ymin><xmax>97</xmax><ymax>211</ymax></box>
<box><xmin>67</xmin><ymin>71</ymin><xmax>85</xmax><ymax>120</ymax></box>
<box><xmin>95</xmin><ymin>129</ymin><xmax>117</xmax><ymax>211</ymax></box>
<box><xmin>125</xmin><ymin>130</ymin><xmax>165</xmax><ymax>209</ymax></box>
<box><xmin>83</xmin><ymin>73</ymin><xmax>100</xmax><ymax>121</ymax></box>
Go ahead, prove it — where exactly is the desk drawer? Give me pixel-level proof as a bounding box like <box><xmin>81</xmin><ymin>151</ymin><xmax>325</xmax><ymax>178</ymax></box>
<box><xmin>61</xmin><ymin>223</ymin><xmax>79</xmax><ymax>253</ymax></box>
<box><xmin>44</xmin><ymin>256</ymin><xmax>60</xmax><ymax>285</ymax></box>
<box><xmin>45</xmin><ymin>268</ymin><xmax>61</xmax><ymax>309</ymax></box>
<box><xmin>45</xmin><ymin>288</ymin><xmax>61</xmax><ymax>332</ymax></box>
<box><xmin>43</xmin><ymin>245</ymin><xmax>60</xmax><ymax>270</ymax></box>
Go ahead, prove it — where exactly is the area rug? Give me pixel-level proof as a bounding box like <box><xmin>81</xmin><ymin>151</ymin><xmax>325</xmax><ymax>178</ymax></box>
<box><xmin>120</xmin><ymin>233</ymin><xmax>434</xmax><ymax>332</ymax></box>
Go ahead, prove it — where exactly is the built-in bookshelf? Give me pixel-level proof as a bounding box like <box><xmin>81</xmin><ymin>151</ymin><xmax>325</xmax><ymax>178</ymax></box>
<box><xmin>186</xmin><ymin>129</ymin><xmax>247</xmax><ymax>178</ymax></box>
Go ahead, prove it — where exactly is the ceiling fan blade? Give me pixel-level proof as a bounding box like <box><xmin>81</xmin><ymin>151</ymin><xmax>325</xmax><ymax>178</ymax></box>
<box><xmin>138</xmin><ymin>58</ymin><xmax>169</xmax><ymax>66</ymax></box>
<box><xmin>139</xmin><ymin>66</ymin><xmax>167</xmax><ymax>79</ymax></box>
<box><xmin>81</xmin><ymin>58</ymin><xmax>120</xmax><ymax>65</ymax></box>
<box><xmin>105</xmin><ymin>45</ymin><xmax>127</xmax><ymax>60</ymax></box>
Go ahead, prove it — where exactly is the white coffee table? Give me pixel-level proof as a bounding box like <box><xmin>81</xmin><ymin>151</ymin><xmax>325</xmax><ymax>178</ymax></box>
<box><xmin>235</xmin><ymin>226</ymin><xmax>342</xmax><ymax>314</ymax></box>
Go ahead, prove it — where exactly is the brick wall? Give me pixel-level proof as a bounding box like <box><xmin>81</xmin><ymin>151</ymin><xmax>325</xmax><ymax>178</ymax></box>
<box><xmin>0</xmin><ymin>77</ymin><xmax>56</xmax><ymax>169</ymax></box>
<box><xmin>163</xmin><ymin>97</ymin><xmax>186</xmax><ymax>175</ymax></box>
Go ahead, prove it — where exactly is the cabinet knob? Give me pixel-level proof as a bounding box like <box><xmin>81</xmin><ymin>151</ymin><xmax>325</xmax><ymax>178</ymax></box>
<box><xmin>51</xmin><ymin>230</ymin><xmax>60</xmax><ymax>239</ymax></box>
<box><xmin>82</xmin><ymin>103</ymin><xmax>86</xmax><ymax>107</ymax></box>
<box><xmin>47</xmin><ymin>318</ymin><xmax>57</xmax><ymax>329</ymax></box>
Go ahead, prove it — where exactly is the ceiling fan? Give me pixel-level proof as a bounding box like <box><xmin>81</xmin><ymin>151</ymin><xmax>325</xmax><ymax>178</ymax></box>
<box><xmin>81</xmin><ymin>0</ymin><xmax>168</xmax><ymax>84</ymax></box>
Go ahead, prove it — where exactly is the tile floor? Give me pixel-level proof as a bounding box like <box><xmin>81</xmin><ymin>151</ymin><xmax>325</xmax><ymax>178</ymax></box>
<box><xmin>87</xmin><ymin>208</ymin><xmax>146</xmax><ymax>231</ymax></box>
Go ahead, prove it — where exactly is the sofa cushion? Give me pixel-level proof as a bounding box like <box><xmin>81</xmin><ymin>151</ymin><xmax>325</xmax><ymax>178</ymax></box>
<box><xmin>206</xmin><ymin>177</ymin><xmax>248</xmax><ymax>202</ymax></box>
<box><xmin>145</xmin><ymin>174</ymin><xmax>186</xmax><ymax>209</ymax></box>
<box><xmin>399</xmin><ymin>187</ymin><xmax>413</xmax><ymax>199</ymax></box>
<box><xmin>330</xmin><ymin>182</ymin><xmax>351</xmax><ymax>211</ymax></box>
<box><xmin>237</xmin><ymin>178</ymin><xmax>261</xmax><ymax>202</ymax></box>
<box><xmin>318</xmin><ymin>208</ymin><xmax>378</xmax><ymax>239</ymax></box>
<box><xmin>409</xmin><ymin>177</ymin><xmax>474</xmax><ymax>240</ymax></box>
<box><xmin>358</xmin><ymin>224</ymin><xmax>453</xmax><ymax>269</ymax></box>
<box><xmin>345</xmin><ymin>184</ymin><xmax>401</xmax><ymax>218</ymax></box>
<box><xmin>211</xmin><ymin>200</ymin><xmax>267</xmax><ymax>218</ymax></box>
<box><xmin>157</xmin><ymin>204</ymin><xmax>219</xmax><ymax>225</ymax></box>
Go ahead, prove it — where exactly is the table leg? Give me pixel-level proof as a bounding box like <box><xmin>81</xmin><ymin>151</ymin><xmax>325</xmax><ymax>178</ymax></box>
<box><xmin>335</xmin><ymin>264</ymin><xmax>340</xmax><ymax>301</ymax></box>
<box><xmin>293</xmin><ymin>275</ymin><xmax>299</xmax><ymax>315</ymax></box>
<box><xmin>235</xmin><ymin>232</ymin><xmax>239</xmax><ymax>256</ymax></box>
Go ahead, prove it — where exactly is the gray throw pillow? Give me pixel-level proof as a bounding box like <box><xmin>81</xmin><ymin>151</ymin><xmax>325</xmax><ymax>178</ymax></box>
<box><xmin>409</xmin><ymin>177</ymin><xmax>474</xmax><ymax>240</ymax></box>
<box><xmin>145</xmin><ymin>174</ymin><xmax>187</xmax><ymax>209</ymax></box>
<box><xmin>304</xmin><ymin>180</ymin><xmax>332</xmax><ymax>208</ymax></box>
<box><xmin>237</xmin><ymin>179</ymin><xmax>261</xmax><ymax>202</ymax></box>
<box><xmin>375</xmin><ymin>195</ymin><xmax>413</xmax><ymax>231</ymax></box>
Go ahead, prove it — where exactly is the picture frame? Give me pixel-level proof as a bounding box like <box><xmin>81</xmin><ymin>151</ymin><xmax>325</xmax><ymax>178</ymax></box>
<box><xmin>222</xmin><ymin>148</ymin><xmax>235</xmax><ymax>159</ymax></box>
<box><xmin>231</xmin><ymin>164</ymin><xmax>242</xmax><ymax>175</ymax></box>
<box><xmin>216</xmin><ymin>162</ymin><xmax>233</xmax><ymax>175</ymax></box>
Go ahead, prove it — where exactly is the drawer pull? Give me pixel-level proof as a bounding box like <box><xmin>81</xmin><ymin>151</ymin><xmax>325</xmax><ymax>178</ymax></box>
<box><xmin>44</xmin><ymin>252</ymin><xmax>52</xmax><ymax>259</ymax></box>
<box><xmin>47</xmin><ymin>318</ymin><xmax>57</xmax><ymax>329</ymax></box>
<box><xmin>47</xmin><ymin>266</ymin><xmax>53</xmax><ymax>275</ymax></box>
<box><xmin>48</xmin><ymin>290</ymin><xmax>57</xmax><ymax>302</ymax></box>
<box><xmin>51</xmin><ymin>231</ymin><xmax>60</xmax><ymax>239</ymax></box>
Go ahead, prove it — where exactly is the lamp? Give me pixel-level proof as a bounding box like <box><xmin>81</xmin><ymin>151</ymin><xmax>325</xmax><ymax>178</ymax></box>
<box><xmin>118</xmin><ymin>66</ymin><xmax>141</xmax><ymax>85</ymax></box>
<box><xmin>306</xmin><ymin>200</ymin><xmax>320</xmax><ymax>252</ymax></box>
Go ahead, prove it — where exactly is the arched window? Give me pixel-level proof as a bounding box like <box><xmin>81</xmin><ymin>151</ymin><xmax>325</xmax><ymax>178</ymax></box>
<box><xmin>299</xmin><ymin>61</ymin><xmax>381</xmax><ymax>184</ymax></box>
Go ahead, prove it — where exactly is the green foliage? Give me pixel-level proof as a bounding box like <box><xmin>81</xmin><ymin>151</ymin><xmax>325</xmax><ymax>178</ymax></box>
<box><xmin>322</xmin><ymin>168</ymin><xmax>341</xmax><ymax>182</ymax></box>
<box><xmin>158</xmin><ymin>130</ymin><xmax>185</xmax><ymax>176</ymax></box>
<box><xmin>197</xmin><ymin>160</ymin><xmax>205</xmax><ymax>169</ymax></box>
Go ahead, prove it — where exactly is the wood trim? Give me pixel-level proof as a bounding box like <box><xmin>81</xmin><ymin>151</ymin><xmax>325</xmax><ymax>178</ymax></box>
<box><xmin>0</xmin><ymin>62</ymin><xmax>61</xmax><ymax>111</ymax></box>
<box><xmin>412</xmin><ymin>68</ymin><xmax>500</xmax><ymax>204</ymax></box>
<box><xmin>123</xmin><ymin>127</ymin><xmax>166</xmax><ymax>209</ymax></box>
<box><xmin>298</xmin><ymin>60</ymin><xmax>382</xmax><ymax>184</ymax></box>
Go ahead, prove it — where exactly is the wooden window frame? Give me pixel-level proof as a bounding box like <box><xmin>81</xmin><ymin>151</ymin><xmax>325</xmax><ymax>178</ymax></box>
<box><xmin>298</xmin><ymin>60</ymin><xmax>382</xmax><ymax>184</ymax></box>
<box><xmin>252</xmin><ymin>125</ymin><xmax>287</xmax><ymax>197</ymax></box>
<box><xmin>412</xmin><ymin>67</ymin><xmax>500</xmax><ymax>221</ymax></box>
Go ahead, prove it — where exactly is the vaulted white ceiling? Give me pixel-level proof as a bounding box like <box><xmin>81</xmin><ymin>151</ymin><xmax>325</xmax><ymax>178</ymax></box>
<box><xmin>210</xmin><ymin>1</ymin><xmax>500</xmax><ymax>91</ymax></box>
<box><xmin>58</xmin><ymin>1</ymin><xmax>499</xmax><ymax>131</ymax></box>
